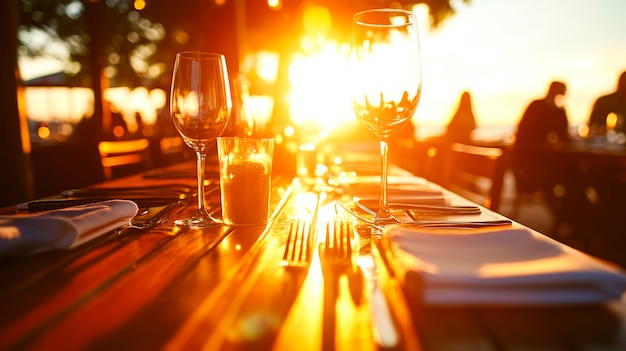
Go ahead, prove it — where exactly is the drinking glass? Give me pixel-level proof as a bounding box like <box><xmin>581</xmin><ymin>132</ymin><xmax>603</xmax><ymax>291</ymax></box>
<box><xmin>349</xmin><ymin>8</ymin><xmax>422</xmax><ymax>224</ymax></box>
<box><xmin>170</xmin><ymin>51</ymin><xmax>232</xmax><ymax>227</ymax></box>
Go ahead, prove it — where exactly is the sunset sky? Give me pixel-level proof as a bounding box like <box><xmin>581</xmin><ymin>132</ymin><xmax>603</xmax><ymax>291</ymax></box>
<box><xmin>416</xmin><ymin>0</ymin><xmax>626</xmax><ymax>138</ymax></box>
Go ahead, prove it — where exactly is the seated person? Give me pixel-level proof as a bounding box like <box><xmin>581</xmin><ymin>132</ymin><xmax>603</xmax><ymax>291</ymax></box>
<box><xmin>588</xmin><ymin>71</ymin><xmax>626</xmax><ymax>136</ymax></box>
<box><xmin>510</xmin><ymin>81</ymin><xmax>571</xmax><ymax>193</ymax></box>
<box><xmin>443</xmin><ymin>91</ymin><xmax>477</xmax><ymax>144</ymax></box>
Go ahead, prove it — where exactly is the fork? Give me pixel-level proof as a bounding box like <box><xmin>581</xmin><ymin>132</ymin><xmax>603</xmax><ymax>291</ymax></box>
<box><xmin>323</xmin><ymin>220</ymin><xmax>399</xmax><ymax>348</ymax></box>
<box><xmin>320</xmin><ymin>221</ymin><xmax>353</xmax><ymax>269</ymax></box>
<box><xmin>280</xmin><ymin>219</ymin><xmax>315</xmax><ymax>269</ymax></box>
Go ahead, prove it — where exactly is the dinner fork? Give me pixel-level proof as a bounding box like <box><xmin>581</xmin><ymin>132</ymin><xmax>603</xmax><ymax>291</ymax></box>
<box><xmin>320</xmin><ymin>221</ymin><xmax>353</xmax><ymax>269</ymax></box>
<box><xmin>323</xmin><ymin>220</ymin><xmax>399</xmax><ymax>348</ymax></box>
<box><xmin>280</xmin><ymin>219</ymin><xmax>316</xmax><ymax>269</ymax></box>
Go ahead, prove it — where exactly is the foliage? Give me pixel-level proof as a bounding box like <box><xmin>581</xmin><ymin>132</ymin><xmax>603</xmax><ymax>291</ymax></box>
<box><xmin>17</xmin><ymin>0</ymin><xmax>469</xmax><ymax>86</ymax></box>
<box><xmin>18</xmin><ymin>0</ymin><xmax>169</xmax><ymax>86</ymax></box>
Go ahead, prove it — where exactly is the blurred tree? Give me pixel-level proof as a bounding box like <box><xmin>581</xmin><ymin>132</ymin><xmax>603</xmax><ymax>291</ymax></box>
<box><xmin>18</xmin><ymin>0</ymin><xmax>170</xmax><ymax>87</ymax></box>
<box><xmin>17</xmin><ymin>0</ymin><xmax>468</xmax><ymax>87</ymax></box>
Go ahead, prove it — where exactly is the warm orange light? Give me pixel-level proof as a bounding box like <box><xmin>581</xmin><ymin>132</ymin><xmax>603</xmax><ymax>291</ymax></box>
<box><xmin>287</xmin><ymin>41</ymin><xmax>353</xmax><ymax>131</ymax></box>
<box><xmin>133</xmin><ymin>0</ymin><xmax>146</xmax><ymax>10</ymax></box>
<box><xmin>247</xmin><ymin>95</ymin><xmax>274</xmax><ymax>130</ymax></box>
<box><xmin>104</xmin><ymin>86</ymin><xmax>165</xmax><ymax>128</ymax></box>
<box><xmin>251</xmin><ymin>51</ymin><xmax>279</xmax><ymax>84</ymax></box>
<box><xmin>37</xmin><ymin>124</ymin><xmax>51</xmax><ymax>139</ymax></box>
<box><xmin>606</xmin><ymin>112</ymin><xmax>618</xmax><ymax>130</ymax></box>
<box><xmin>284</xmin><ymin>126</ymin><xmax>295</xmax><ymax>138</ymax></box>
<box><xmin>427</xmin><ymin>147</ymin><xmax>438</xmax><ymax>158</ymax></box>
<box><xmin>173</xmin><ymin>29</ymin><xmax>189</xmax><ymax>45</ymax></box>
<box><xmin>160</xmin><ymin>136</ymin><xmax>184</xmax><ymax>154</ymax></box>
<box><xmin>113</xmin><ymin>125</ymin><xmax>125</xmax><ymax>138</ymax></box>
<box><xmin>302</xmin><ymin>5</ymin><xmax>331</xmax><ymax>36</ymax></box>
<box><xmin>177</xmin><ymin>92</ymin><xmax>200</xmax><ymax>118</ymax></box>
<box><xmin>25</xmin><ymin>87</ymin><xmax>94</xmax><ymax>123</ymax></box>
<box><xmin>577</xmin><ymin>123</ymin><xmax>589</xmax><ymax>138</ymax></box>
<box><xmin>267</xmin><ymin>0</ymin><xmax>281</xmax><ymax>10</ymax></box>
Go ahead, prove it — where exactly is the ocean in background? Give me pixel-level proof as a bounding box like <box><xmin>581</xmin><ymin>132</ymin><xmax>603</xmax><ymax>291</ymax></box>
<box><xmin>415</xmin><ymin>124</ymin><xmax>517</xmax><ymax>143</ymax></box>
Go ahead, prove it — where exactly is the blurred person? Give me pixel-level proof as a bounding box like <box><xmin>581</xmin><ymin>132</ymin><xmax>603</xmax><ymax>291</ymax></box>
<box><xmin>510</xmin><ymin>81</ymin><xmax>571</xmax><ymax>193</ymax></box>
<box><xmin>443</xmin><ymin>91</ymin><xmax>477</xmax><ymax>144</ymax></box>
<box><xmin>587</xmin><ymin>71</ymin><xmax>626</xmax><ymax>136</ymax></box>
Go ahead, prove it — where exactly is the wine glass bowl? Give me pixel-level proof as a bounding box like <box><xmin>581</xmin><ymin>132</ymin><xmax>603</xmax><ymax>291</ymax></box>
<box><xmin>349</xmin><ymin>8</ymin><xmax>422</xmax><ymax>223</ymax></box>
<box><xmin>170</xmin><ymin>51</ymin><xmax>232</xmax><ymax>227</ymax></box>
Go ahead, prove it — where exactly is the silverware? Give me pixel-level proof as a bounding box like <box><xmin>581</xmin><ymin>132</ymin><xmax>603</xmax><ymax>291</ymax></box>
<box><xmin>354</xmin><ymin>200</ymin><xmax>403</xmax><ymax>224</ymax></box>
<box><xmin>326</xmin><ymin>220</ymin><xmax>398</xmax><ymax>348</ymax></box>
<box><xmin>336</xmin><ymin>200</ymin><xmax>511</xmax><ymax>231</ymax></box>
<box><xmin>320</xmin><ymin>221</ymin><xmax>353</xmax><ymax>269</ymax></box>
<box><xmin>356</xmin><ymin>199</ymin><xmax>481</xmax><ymax>215</ymax></box>
<box><xmin>280</xmin><ymin>219</ymin><xmax>316</xmax><ymax>269</ymax></box>
<box><xmin>61</xmin><ymin>184</ymin><xmax>193</xmax><ymax>198</ymax></box>
<box><xmin>334</xmin><ymin>201</ymin><xmax>386</xmax><ymax>232</ymax></box>
<box><xmin>17</xmin><ymin>196</ymin><xmax>184</xmax><ymax>212</ymax></box>
<box><xmin>400</xmin><ymin>219</ymin><xmax>512</xmax><ymax>229</ymax></box>
<box><xmin>115</xmin><ymin>202</ymin><xmax>181</xmax><ymax>235</ymax></box>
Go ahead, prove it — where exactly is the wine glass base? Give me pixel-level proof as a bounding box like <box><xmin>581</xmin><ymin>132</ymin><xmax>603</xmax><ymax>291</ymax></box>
<box><xmin>174</xmin><ymin>214</ymin><xmax>223</xmax><ymax>228</ymax></box>
<box><xmin>369</xmin><ymin>216</ymin><xmax>399</xmax><ymax>235</ymax></box>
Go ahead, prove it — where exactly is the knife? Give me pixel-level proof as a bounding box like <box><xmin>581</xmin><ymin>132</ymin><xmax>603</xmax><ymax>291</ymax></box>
<box><xmin>401</xmin><ymin>219</ymin><xmax>512</xmax><ymax>228</ymax></box>
<box><xmin>358</xmin><ymin>239</ymin><xmax>399</xmax><ymax>348</ymax></box>
<box><xmin>17</xmin><ymin>196</ymin><xmax>183</xmax><ymax>212</ymax></box>
<box><xmin>356</xmin><ymin>199</ymin><xmax>481</xmax><ymax>214</ymax></box>
<box><xmin>61</xmin><ymin>184</ymin><xmax>193</xmax><ymax>197</ymax></box>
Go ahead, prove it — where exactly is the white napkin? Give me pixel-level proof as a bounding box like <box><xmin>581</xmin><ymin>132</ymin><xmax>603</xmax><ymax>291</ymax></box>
<box><xmin>0</xmin><ymin>200</ymin><xmax>138</xmax><ymax>258</ymax></box>
<box><xmin>386</xmin><ymin>225</ymin><xmax>626</xmax><ymax>305</ymax></box>
<box><xmin>347</xmin><ymin>176</ymin><xmax>448</xmax><ymax>205</ymax></box>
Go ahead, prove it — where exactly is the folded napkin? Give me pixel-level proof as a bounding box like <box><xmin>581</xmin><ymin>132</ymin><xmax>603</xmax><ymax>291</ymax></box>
<box><xmin>0</xmin><ymin>200</ymin><xmax>138</xmax><ymax>259</ymax></box>
<box><xmin>385</xmin><ymin>225</ymin><xmax>626</xmax><ymax>305</ymax></box>
<box><xmin>348</xmin><ymin>177</ymin><xmax>448</xmax><ymax>205</ymax></box>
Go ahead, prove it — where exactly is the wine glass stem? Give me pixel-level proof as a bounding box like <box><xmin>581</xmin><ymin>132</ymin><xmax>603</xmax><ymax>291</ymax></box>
<box><xmin>378</xmin><ymin>139</ymin><xmax>392</xmax><ymax>219</ymax></box>
<box><xmin>196</xmin><ymin>151</ymin><xmax>208</xmax><ymax>215</ymax></box>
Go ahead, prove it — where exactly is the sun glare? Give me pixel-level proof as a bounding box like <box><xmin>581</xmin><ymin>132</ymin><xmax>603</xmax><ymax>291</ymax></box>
<box><xmin>287</xmin><ymin>41</ymin><xmax>353</xmax><ymax>131</ymax></box>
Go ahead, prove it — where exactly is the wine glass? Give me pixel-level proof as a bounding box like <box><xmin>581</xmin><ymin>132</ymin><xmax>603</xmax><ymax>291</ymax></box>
<box><xmin>170</xmin><ymin>51</ymin><xmax>232</xmax><ymax>227</ymax></box>
<box><xmin>349</xmin><ymin>8</ymin><xmax>422</xmax><ymax>224</ymax></box>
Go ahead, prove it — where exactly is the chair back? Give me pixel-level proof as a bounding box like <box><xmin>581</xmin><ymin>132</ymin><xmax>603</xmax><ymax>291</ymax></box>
<box><xmin>442</xmin><ymin>142</ymin><xmax>508</xmax><ymax>211</ymax></box>
<box><xmin>98</xmin><ymin>138</ymin><xmax>151</xmax><ymax>180</ymax></box>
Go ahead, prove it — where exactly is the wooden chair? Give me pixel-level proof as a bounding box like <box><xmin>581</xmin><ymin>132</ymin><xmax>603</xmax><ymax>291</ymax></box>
<box><xmin>441</xmin><ymin>142</ymin><xmax>508</xmax><ymax>211</ymax></box>
<box><xmin>98</xmin><ymin>138</ymin><xmax>151</xmax><ymax>180</ymax></box>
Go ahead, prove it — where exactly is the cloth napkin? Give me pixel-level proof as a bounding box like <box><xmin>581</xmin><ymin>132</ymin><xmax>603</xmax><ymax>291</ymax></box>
<box><xmin>0</xmin><ymin>200</ymin><xmax>138</xmax><ymax>259</ymax></box>
<box><xmin>385</xmin><ymin>225</ymin><xmax>626</xmax><ymax>305</ymax></box>
<box><xmin>346</xmin><ymin>176</ymin><xmax>448</xmax><ymax>205</ymax></box>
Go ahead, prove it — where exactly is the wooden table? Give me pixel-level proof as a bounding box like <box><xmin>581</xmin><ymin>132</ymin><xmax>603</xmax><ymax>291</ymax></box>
<box><xmin>2</xmin><ymin>160</ymin><xmax>626</xmax><ymax>350</ymax></box>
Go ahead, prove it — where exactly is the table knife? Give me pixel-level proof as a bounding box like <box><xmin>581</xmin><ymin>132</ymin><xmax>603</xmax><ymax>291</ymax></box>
<box><xmin>358</xmin><ymin>241</ymin><xmax>399</xmax><ymax>348</ymax></box>
<box><xmin>17</xmin><ymin>196</ymin><xmax>182</xmax><ymax>211</ymax></box>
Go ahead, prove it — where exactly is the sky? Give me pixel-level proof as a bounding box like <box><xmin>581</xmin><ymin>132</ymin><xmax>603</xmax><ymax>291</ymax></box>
<box><xmin>415</xmin><ymin>0</ymin><xmax>626</xmax><ymax>138</ymax></box>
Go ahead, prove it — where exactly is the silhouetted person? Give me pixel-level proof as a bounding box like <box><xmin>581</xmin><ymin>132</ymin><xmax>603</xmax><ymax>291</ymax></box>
<box><xmin>588</xmin><ymin>71</ymin><xmax>626</xmax><ymax>136</ymax></box>
<box><xmin>510</xmin><ymin>81</ymin><xmax>570</xmax><ymax>193</ymax></box>
<box><xmin>444</xmin><ymin>91</ymin><xmax>476</xmax><ymax>144</ymax></box>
